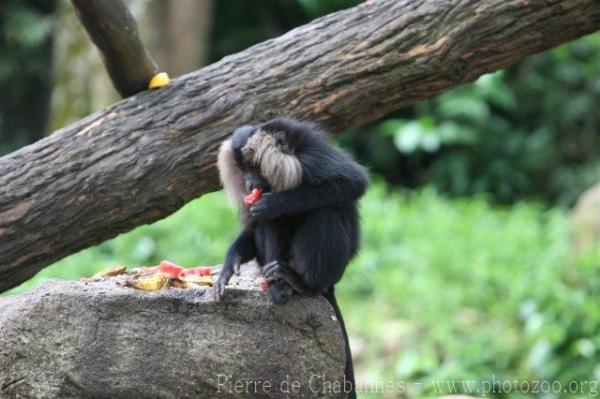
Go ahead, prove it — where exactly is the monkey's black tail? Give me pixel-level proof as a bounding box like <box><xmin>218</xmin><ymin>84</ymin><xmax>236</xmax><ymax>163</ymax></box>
<box><xmin>323</xmin><ymin>287</ymin><xmax>356</xmax><ymax>399</ymax></box>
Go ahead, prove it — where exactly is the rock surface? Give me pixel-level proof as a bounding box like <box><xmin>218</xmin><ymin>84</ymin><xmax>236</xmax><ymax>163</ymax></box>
<box><xmin>0</xmin><ymin>265</ymin><xmax>346</xmax><ymax>398</ymax></box>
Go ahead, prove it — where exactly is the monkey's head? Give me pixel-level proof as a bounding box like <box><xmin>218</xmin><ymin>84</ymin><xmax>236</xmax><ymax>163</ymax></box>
<box><xmin>218</xmin><ymin>118</ymin><xmax>316</xmax><ymax>204</ymax></box>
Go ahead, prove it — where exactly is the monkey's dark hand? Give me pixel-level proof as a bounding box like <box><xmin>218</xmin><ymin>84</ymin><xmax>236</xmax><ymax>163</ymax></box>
<box><xmin>214</xmin><ymin>258</ymin><xmax>239</xmax><ymax>301</ymax></box>
<box><xmin>249</xmin><ymin>193</ymin><xmax>285</xmax><ymax>221</ymax></box>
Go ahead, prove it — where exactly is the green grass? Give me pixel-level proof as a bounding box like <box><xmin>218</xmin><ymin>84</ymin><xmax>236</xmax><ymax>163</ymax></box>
<box><xmin>5</xmin><ymin>184</ymin><xmax>599</xmax><ymax>398</ymax></box>
<box><xmin>339</xmin><ymin>185</ymin><xmax>600</xmax><ymax>398</ymax></box>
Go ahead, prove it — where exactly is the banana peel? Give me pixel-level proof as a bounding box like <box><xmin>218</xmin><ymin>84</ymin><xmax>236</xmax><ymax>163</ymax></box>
<box><xmin>126</xmin><ymin>274</ymin><xmax>171</xmax><ymax>291</ymax></box>
<box><xmin>148</xmin><ymin>72</ymin><xmax>170</xmax><ymax>89</ymax></box>
<box><xmin>127</xmin><ymin>274</ymin><xmax>214</xmax><ymax>291</ymax></box>
<box><xmin>182</xmin><ymin>275</ymin><xmax>214</xmax><ymax>287</ymax></box>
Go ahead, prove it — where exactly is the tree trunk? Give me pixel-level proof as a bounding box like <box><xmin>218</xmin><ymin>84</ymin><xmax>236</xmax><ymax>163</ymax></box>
<box><xmin>71</xmin><ymin>0</ymin><xmax>159</xmax><ymax>97</ymax></box>
<box><xmin>1</xmin><ymin>0</ymin><xmax>599</xmax><ymax>292</ymax></box>
<box><xmin>144</xmin><ymin>0</ymin><xmax>214</xmax><ymax>77</ymax></box>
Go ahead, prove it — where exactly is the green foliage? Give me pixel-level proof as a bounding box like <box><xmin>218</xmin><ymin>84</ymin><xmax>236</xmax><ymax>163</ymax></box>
<box><xmin>0</xmin><ymin>2</ymin><xmax>54</xmax><ymax>80</ymax></box>
<box><xmin>211</xmin><ymin>0</ymin><xmax>312</xmax><ymax>64</ymax></box>
<box><xmin>211</xmin><ymin>0</ymin><xmax>359</xmax><ymax>61</ymax></box>
<box><xmin>346</xmin><ymin>34</ymin><xmax>600</xmax><ymax>205</ymax></box>
<box><xmin>298</xmin><ymin>0</ymin><xmax>362</xmax><ymax>16</ymax></box>
<box><xmin>0</xmin><ymin>0</ymin><xmax>56</xmax><ymax>154</ymax></box>
<box><xmin>339</xmin><ymin>185</ymin><xmax>600</xmax><ymax>398</ymax></box>
<box><xmin>6</xmin><ymin>185</ymin><xmax>598</xmax><ymax>398</ymax></box>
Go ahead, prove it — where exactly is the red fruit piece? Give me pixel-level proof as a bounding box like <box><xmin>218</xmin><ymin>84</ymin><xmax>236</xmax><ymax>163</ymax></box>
<box><xmin>244</xmin><ymin>188</ymin><xmax>263</xmax><ymax>205</ymax></box>
<box><xmin>259</xmin><ymin>279</ymin><xmax>270</xmax><ymax>292</ymax></box>
<box><xmin>158</xmin><ymin>260</ymin><xmax>183</xmax><ymax>278</ymax></box>
<box><xmin>181</xmin><ymin>266</ymin><xmax>212</xmax><ymax>277</ymax></box>
<box><xmin>193</xmin><ymin>267</ymin><xmax>212</xmax><ymax>276</ymax></box>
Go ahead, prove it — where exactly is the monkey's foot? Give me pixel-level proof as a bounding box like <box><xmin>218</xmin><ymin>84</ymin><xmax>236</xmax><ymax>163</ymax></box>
<box><xmin>268</xmin><ymin>281</ymin><xmax>294</xmax><ymax>305</ymax></box>
<box><xmin>263</xmin><ymin>261</ymin><xmax>310</xmax><ymax>294</ymax></box>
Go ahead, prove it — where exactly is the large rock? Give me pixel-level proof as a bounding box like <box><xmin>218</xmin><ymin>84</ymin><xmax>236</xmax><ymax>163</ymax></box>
<box><xmin>0</xmin><ymin>266</ymin><xmax>345</xmax><ymax>398</ymax></box>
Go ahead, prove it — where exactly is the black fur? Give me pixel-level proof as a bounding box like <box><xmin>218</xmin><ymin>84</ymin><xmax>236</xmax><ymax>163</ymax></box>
<box><xmin>215</xmin><ymin>117</ymin><xmax>368</xmax><ymax>398</ymax></box>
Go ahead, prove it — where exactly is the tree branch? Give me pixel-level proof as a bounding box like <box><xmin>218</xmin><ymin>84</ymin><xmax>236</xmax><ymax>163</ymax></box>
<box><xmin>1</xmin><ymin>0</ymin><xmax>599</xmax><ymax>292</ymax></box>
<box><xmin>71</xmin><ymin>0</ymin><xmax>158</xmax><ymax>96</ymax></box>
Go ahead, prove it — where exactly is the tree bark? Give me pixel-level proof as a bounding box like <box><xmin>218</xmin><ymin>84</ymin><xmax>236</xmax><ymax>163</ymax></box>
<box><xmin>1</xmin><ymin>0</ymin><xmax>599</xmax><ymax>292</ymax></box>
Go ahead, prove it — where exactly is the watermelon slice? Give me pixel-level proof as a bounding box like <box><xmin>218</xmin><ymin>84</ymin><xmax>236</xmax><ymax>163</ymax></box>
<box><xmin>244</xmin><ymin>188</ymin><xmax>263</xmax><ymax>205</ymax></box>
<box><xmin>259</xmin><ymin>279</ymin><xmax>270</xmax><ymax>292</ymax></box>
<box><xmin>180</xmin><ymin>266</ymin><xmax>212</xmax><ymax>277</ymax></box>
<box><xmin>158</xmin><ymin>260</ymin><xmax>183</xmax><ymax>278</ymax></box>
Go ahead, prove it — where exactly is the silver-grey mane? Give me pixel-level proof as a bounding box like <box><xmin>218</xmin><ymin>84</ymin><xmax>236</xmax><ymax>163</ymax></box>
<box><xmin>217</xmin><ymin>139</ymin><xmax>246</xmax><ymax>205</ymax></box>
<box><xmin>242</xmin><ymin>129</ymin><xmax>303</xmax><ymax>192</ymax></box>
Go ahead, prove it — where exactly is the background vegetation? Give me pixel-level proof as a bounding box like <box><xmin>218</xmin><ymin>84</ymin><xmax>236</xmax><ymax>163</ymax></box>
<box><xmin>1</xmin><ymin>1</ymin><xmax>598</xmax><ymax>397</ymax></box>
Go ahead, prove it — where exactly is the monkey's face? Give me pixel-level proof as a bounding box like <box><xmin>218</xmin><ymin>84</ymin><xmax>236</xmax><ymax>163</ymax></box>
<box><xmin>240</xmin><ymin>128</ymin><xmax>303</xmax><ymax>192</ymax></box>
<box><xmin>217</xmin><ymin>125</ymin><xmax>304</xmax><ymax>205</ymax></box>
